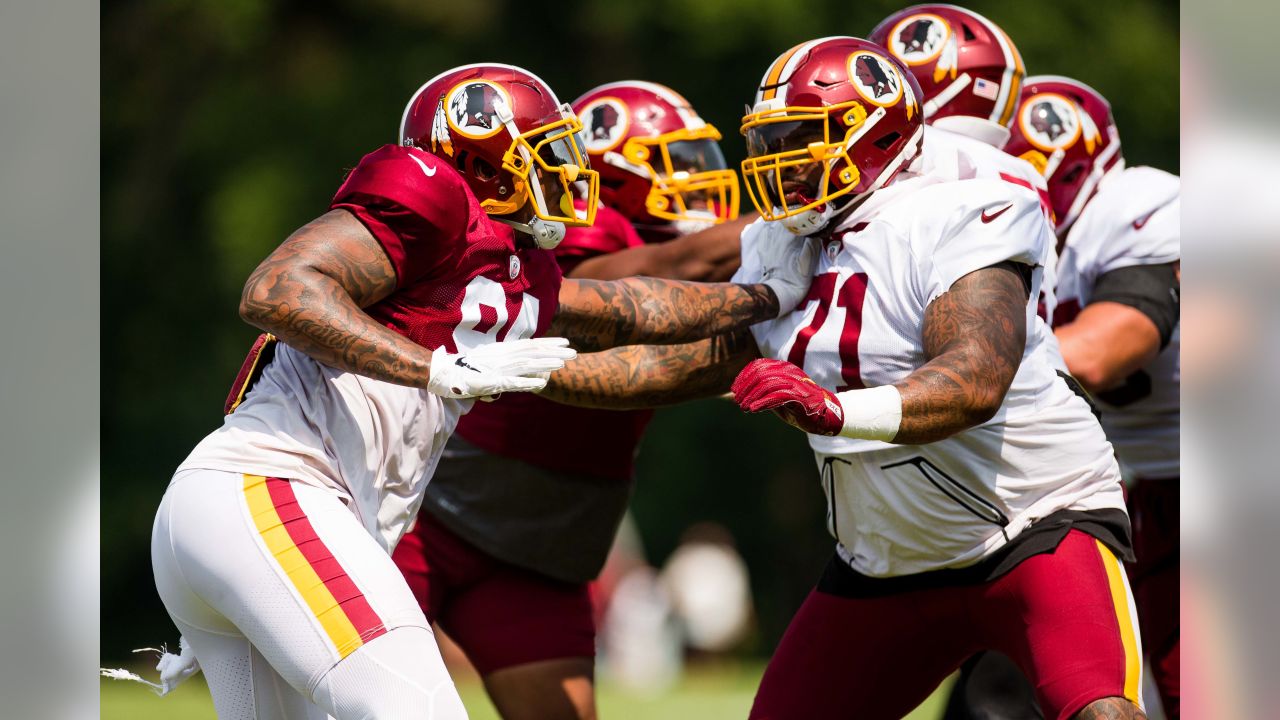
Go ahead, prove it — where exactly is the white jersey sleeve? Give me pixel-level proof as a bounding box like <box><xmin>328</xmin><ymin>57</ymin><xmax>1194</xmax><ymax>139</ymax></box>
<box><xmin>1060</xmin><ymin>166</ymin><xmax>1179</xmax><ymax>304</ymax></box>
<box><xmin>918</xmin><ymin>180</ymin><xmax>1048</xmax><ymax>302</ymax></box>
<box><xmin>733</xmin><ymin>217</ymin><xmax>792</xmax><ymax>351</ymax></box>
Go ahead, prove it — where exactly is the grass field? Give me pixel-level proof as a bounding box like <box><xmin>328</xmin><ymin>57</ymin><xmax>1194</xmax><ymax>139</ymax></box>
<box><xmin>102</xmin><ymin>662</ymin><xmax>952</xmax><ymax>719</ymax></box>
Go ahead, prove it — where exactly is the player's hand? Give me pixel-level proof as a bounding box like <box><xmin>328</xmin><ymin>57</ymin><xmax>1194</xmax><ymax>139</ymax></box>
<box><xmin>427</xmin><ymin>337</ymin><xmax>577</xmax><ymax>399</ymax></box>
<box><xmin>731</xmin><ymin>358</ymin><xmax>844</xmax><ymax>436</ymax></box>
<box><xmin>755</xmin><ymin>232</ymin><xmax>820</xmax><ymax>317</ymax></box>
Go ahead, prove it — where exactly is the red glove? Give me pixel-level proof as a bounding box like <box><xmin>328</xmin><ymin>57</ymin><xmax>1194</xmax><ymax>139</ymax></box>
<box><xmin>731</xmin><ymin>359</ymin><xmax>844</xmax><ymax>436</ymax></box>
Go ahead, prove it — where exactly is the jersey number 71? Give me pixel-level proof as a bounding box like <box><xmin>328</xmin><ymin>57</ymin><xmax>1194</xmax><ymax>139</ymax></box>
<box><xmin>786</xmin><ymin>271</ymin><xmax>870</xmax><ymax>392</ymax></box>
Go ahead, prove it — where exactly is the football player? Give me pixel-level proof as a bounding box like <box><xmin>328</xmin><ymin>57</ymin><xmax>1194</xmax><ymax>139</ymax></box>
<box><xmin>149</xmin><ymin>63</ymin><xmax>817</xmax><ymax>720</ymax></box>
<box><xmin>390</xmin><ymin>80</ymin><xmax>749</xmax><ymax>720</ymax></box>
<box><xmin>947</xmin><ymin>76</ymin><xmax>1180</xmax><ymax>720</ymax></box>
<box><xmin>543</xmin><ymin>38</ymin><xmax>1147</xmax><ymax>720</ymax></box>
<box><xmin>868</xmin><ymin>5</ymin><xmax>1048</xmax><ymax>205</ymax></box>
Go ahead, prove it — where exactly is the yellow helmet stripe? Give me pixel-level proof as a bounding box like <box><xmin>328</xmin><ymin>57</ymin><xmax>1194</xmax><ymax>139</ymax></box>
<box><xmin>997</xmin><ymin>29</ymin><xmax>1026</xmax><ymax>127</ymax></box>
<box><xmin>761</xmin><ymin>42</ymin><xmax>807</xmax><ymax>101</ymax></box>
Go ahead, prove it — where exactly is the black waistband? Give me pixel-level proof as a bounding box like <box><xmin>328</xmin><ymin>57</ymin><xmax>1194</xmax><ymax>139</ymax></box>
<box><xmin>817</xmin><ymin>508</ymin><xmax>1133</xmax><ymax>598</ymax></box>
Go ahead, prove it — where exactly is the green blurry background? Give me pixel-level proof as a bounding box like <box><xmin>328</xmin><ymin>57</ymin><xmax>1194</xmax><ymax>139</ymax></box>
<box><xmin>102</xmin><ymin>0</ymin><xmax>1178</xmax><ymax>708</ymax></box>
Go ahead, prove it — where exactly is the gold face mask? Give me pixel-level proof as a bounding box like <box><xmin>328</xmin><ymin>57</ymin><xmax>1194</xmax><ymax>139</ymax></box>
<box><xmin>739</xmin><ymin>100</ymin><xmax>870</xmax><ymax>222</ymax></box>
<box><xmin>486</xmin><ymin>110</ymin><xmax>600</xmax><ymax>228</ymax></box>
<box><xmin>619</xmin><ymin>124</ymin><xmax>740</xmax><ymax>224</ymax></box>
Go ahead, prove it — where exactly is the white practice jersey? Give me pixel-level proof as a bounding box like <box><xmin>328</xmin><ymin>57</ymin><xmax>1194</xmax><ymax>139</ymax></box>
<box><xmin>912</xmin><ymin>125</ymin><xmax>1060</xmax><ymax>316</ymax></box>
<box><xmin>912</xmin><ymin>125</ymin><xmax>1049</xmax><ymax>194</ymax></box>
<box><xmin>1053</xmin><ymin>166</ymin><xmax>1180</xmax><ymax>479</ymax></box>
<box><xmin>735</xmin><ymin>174</ymin><xmax>1125</xmax><ymax>577</ymax></box>
<box><xmin>179</xmin><ymin>345</ymin><xmax>469</xmax><ymax>552</ymax></box>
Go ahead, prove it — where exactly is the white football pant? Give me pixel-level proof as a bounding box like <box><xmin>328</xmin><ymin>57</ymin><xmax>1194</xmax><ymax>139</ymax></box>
<box><xmin>152</xmin><ymin>468</ymin><xmax>467</xmax><ymax>719</ymax></box>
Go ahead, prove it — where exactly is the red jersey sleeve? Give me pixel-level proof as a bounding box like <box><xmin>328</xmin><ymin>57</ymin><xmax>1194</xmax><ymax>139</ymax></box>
<box><xmin>331</xmin><ymin>145</ymin><xmax>470</xmax><ymax>288</ymax></box>
<box><xmin>554</xmin><ymin>203</ymin><xmax>646</xmax><ymax>274</ymax></box>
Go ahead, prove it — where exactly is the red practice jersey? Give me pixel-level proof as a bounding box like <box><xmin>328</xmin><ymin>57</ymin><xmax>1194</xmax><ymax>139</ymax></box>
<box><xmin>185</xmin><ymin>144</ymin><xmax>563</xmax><ymax>550</ymax></box>
<box><xmin>455</xmin><ymin>204</ymin><xmax>655</xmax><ymax>481</ymax></box>
<box><xmin>332</xmin><ymin>144</ymin><xmax>563</xmax><ymax>354</ymax></box>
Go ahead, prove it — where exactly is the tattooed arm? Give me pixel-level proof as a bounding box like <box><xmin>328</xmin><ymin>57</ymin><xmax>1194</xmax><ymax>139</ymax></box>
<box><xmin>731</xmin><ymin>263</ymin><xmax>1030</xmax><ymax>443</ymax></box>
<box><xmin>238</xmin><ymin>209</ymin><xmax>436</xmax><ymax>388</ymax></box>
<box><xmin>891</xmin><ymin>262</ymin><xmax>1030</xmax><ymax>443</ymax></box>
<box><xmin>549</xmin><ymin>278</ymin><xmax>777</xmax><ymax>352</ymax></box>
<box><xmin>550</xmin><ymin>231</ymin><xmax>817</xmax><ymax>351</ymax></box>
<box><xmin>541</xmin><ymin>330</ymin><xmax>760</xmax><ymax>409</ymax></box>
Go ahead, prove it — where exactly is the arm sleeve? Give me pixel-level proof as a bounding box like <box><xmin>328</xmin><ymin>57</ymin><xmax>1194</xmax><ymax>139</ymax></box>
<box><xmin>330</xmin><ymin>145</ymin><xmax>468</xmax><ymax>288</ymax></box>
<box><xmin>924</xmin><ymin>183</ymin><xmax>1050</xmax><ymax>302</ymax></box>
<box><xmin>731</xmin><ymin>220</ymin><xmax>778</xmax><ymax>352</ymax></box>
<box><xmin>1090</xmin><ymin>262</ymin><xmax>1180</xmax><ymax>349</ymax></box>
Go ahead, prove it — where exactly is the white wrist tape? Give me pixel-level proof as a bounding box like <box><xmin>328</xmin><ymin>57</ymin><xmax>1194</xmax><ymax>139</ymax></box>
<box><xmin>835</xmin><ymin>385</ymin><xmax>902</xmax><ymax>442</ymax></box>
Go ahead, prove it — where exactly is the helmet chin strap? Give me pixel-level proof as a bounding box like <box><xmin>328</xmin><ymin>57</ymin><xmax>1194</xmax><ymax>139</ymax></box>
<box><xmin>781</xmin><ymin>205</ymin><xmax>835</xmax><ymax>236</ymax></box>
<box><xmin>494</xmin><ymin>216</ymin><xmax>567</xmax><ymax>249</ymax></box>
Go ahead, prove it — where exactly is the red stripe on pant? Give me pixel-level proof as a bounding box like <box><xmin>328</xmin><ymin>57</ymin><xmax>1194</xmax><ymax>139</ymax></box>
<box><xmin>264</xmin><ymin>478</ymin><xmax>388</xmax><ymax>645</ymax></box>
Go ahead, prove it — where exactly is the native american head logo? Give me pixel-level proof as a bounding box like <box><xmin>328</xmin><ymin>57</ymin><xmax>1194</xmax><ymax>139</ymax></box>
<box><xmin>445</xmin><ymin>80</ymin><xmax>510</xmax><ymax>139</ymax></box>
<box><xmin>578</xmin><ymin>98</ymin><xmax>630</xmax><ymax>152</ymax></box>
<box><xmin>849</xmin><ymin>52</ymin><xmax>904</xmax><ymax>107</ymax></box>
<box><xmin>1018</xmin><ymin>93</ymin><xmax>1081</xmax><ymax>152</ymax></box>
<box><xmin>889</xmin><ymin>14</ymin><xmax>949</xmax><ymax>65</ymax></box>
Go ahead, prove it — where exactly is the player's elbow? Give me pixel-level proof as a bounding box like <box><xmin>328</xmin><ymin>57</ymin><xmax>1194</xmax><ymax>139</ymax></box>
<box><xmin>966</xmin><ymin>394</ymin><xmax>1003</xmax><ymax>426</ymax></box>
<box><xmin>238</xmin><ymin>276</ymin><xmax>274</xmax><ymax>330</ymax></box>
<box><xmin>1066</xmin><ymin>357</ymin><xmax>1121</xmax><ymax>394</ymax></box>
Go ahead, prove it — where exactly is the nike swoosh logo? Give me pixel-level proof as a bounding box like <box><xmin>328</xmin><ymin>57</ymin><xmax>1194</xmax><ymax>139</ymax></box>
<box><xmin>409</xmin><ymin>153</ymin><xmax>437</xmax><ymax>178</ymax></box>
<box><xmin>981</xmin><ymin>204</ymin><xmax>1013</xmax><ymax>223</ymax></box>
<box><xmin>1132</xmin><ymin>208</ymin><xmax>1158</xmax><ymax>230</ymax></box>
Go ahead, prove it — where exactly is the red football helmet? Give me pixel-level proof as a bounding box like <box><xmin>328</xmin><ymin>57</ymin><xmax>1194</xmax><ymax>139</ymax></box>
<box><xmin>869</xmin><ymin>4</ymin><xmax>1024</xmax><ymax>146</ymax></box>
<box><xmin>740</xmin><ymin>36</ymin><xmax>924</xmax><ymax>235</ymax></box>
<box><xmin>573</xmin><ymin>81</ymin><xmax>739</xmax><ymax>237</ymax></box>
<box><xmin>1003</xmin><ymin>75</ymin><xmax>1123</xmax><ymax>236</ymax></box>
<box><xmin>400</xmin><ymin>63</ymin><xmax>599</xmax><ymax>248</ymax></box>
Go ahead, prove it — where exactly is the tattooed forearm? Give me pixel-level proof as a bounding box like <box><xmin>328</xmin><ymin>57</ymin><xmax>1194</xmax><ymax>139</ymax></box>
<box><xmin>550</xmin><ymin>276</ymin><xmax>778</xmax><ymax>352</ymax></box>
<box><xmin>1075</xmin><ymin>697</ymin><xmax>1146</xmax><ymax>719</ymax></box>
<box><xmin>239</xmin><ymin>209</ymin><xmax>436</xmax><ymax>388</ymax></box>
<box><xmin>892</xmin><ymin>262</ymin><xmax>1030</xmax><ymax>444</ymax></box>
<box><xmin>542</xmin><ymin>330</ymin><xmax>760</xmax><ymax>409</ymax></box>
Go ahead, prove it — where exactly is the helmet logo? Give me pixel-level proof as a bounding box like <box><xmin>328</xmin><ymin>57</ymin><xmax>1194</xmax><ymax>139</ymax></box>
<box><xmin>578</xmin><ymin>97</ymin><xmax>630</xmax><ymax>153</ymax></box>
<box><xmin>848</xmin><ymin>51</ymin><xmax>905</xmax><ymax>107</ymax></box>
<box><xmin>889</xmin><ymin>14</ymin><xmax>950</xmax><ymax>66</ymax></box>
<box><xmin>1018</xmin><ymin>93</ymin><xmax>1082</xmax><ymax>152</ymax></box>
<box><xmin>445</xmin><ymin>80</ymin><xmax>511</xmax><ymax>139</ymax></box>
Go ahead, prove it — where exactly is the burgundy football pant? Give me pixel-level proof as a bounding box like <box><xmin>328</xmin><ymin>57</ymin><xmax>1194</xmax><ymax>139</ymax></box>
<box><xmin>750</xmin><ymin>530</ymin><xmax>1144</xmax><ymax>720</ymax></box>
<box><xmin>392</xmin><ymin>512</ymin><xmax>596</xmax><ymax>675</ymax></box>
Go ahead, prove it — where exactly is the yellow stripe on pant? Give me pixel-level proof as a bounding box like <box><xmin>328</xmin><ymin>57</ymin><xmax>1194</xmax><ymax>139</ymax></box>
<box><xmin>1095</xmin><ymin>538</ymin><xmax>1142</xmax><ymax>707</ymax></box>
<box><xmin>243</xmin><ymin>474</ymin><xmax>367</xmax><ymax>658</ymax></box>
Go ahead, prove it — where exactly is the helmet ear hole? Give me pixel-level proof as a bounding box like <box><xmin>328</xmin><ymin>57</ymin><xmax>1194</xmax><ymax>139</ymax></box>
<box><xmin>873</xmin><ymin>131</ymin><xmax>902</xmax><ymax>151</ymax></box>
<box><xmin>961</xmin><ymin>23</ymin><xmax>977</xmax><ymax>41</ymax></box>
<box><xmin>473</xmin><ymin>157</ymin><xmax>497</xmax><ymax>180</ymax></box>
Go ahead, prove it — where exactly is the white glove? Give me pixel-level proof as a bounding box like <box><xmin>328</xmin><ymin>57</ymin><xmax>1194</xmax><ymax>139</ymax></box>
<box><xmin>755</xmin><ymin>230</ymin><xmax>820</xmax><ymax>317</ymax></box>
<box><xmin>427</xmin><ymin>337</ymin><xmax>577</xmax><ymax>399</ymax></box>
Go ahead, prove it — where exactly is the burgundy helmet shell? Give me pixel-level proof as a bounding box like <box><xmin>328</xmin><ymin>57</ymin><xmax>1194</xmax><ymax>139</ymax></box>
<box><xmin>1004</xmin><ymin>75</ymin><xmax>1123</xmax><ymax>235</ymax></box>
<box><xmin>740</xmin><ymin>36</ymin><xmax>924</xmax><ymax>235</ymax></box>
<box><xmin>869</xmin><ymin>4</ymin><xmax>1024</xmax><ymax>145</ymax></box>
<box><xmin>400</xmin><ymin>63</ymin><xmax>598</xmax><ymax>233</ymax></box>
<box><xmin>572</xmin><ymin>81</ymin><xmax>739</xmax><ymax>233</ymax></box>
